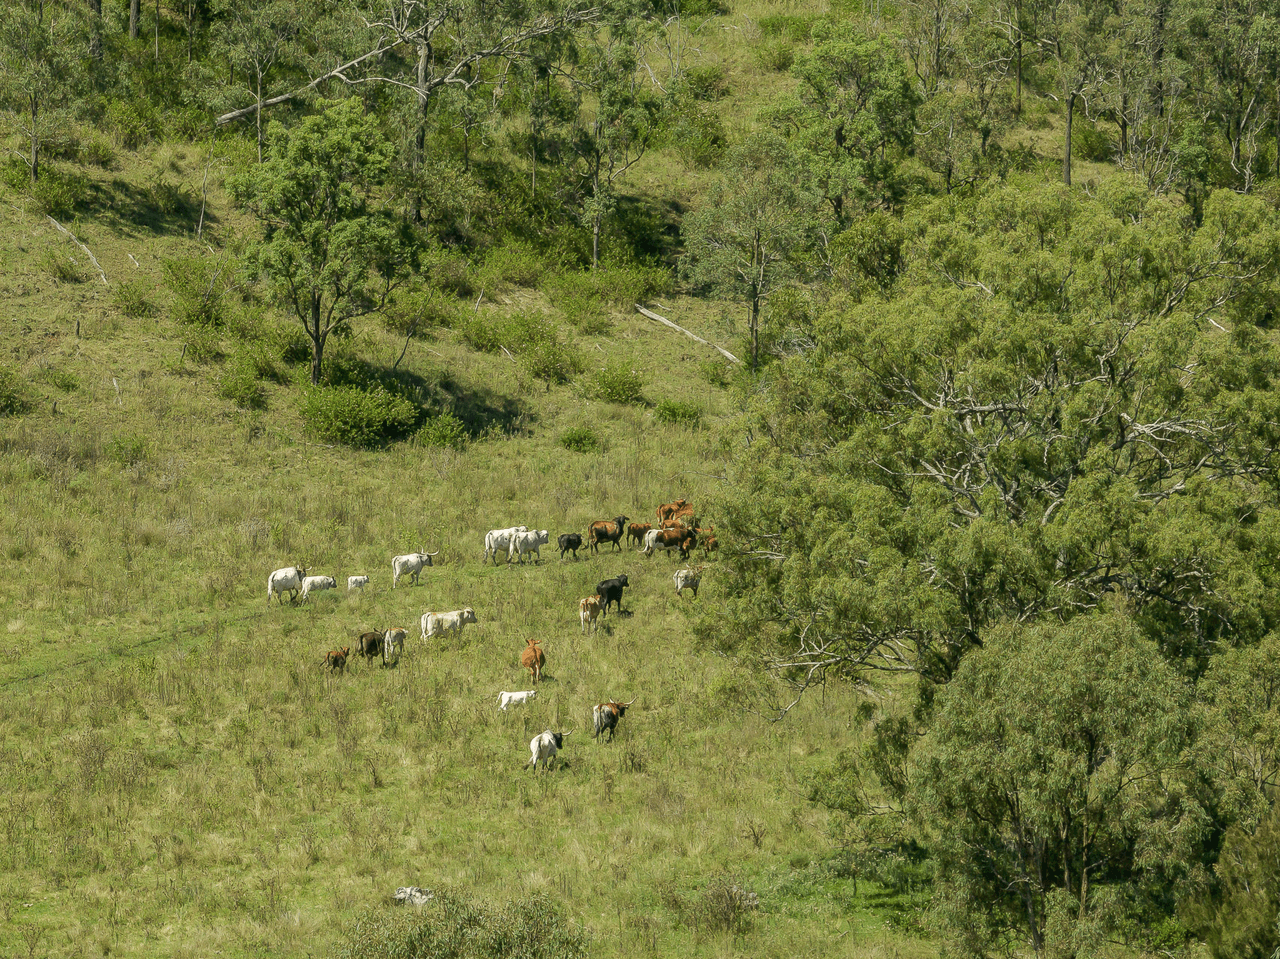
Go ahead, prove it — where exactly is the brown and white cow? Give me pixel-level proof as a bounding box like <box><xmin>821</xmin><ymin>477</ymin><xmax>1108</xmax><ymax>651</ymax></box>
<box><xmin>641</xmin><ymin>526</ymin><xmax>697</xmax><ymax>560</ymax></box>
<box><xmin>593</xmin><ymin>697</ymin><xmax>637</xmax><ymax>742</ymax></box>
<box><xmin>626</xmin><ymin>522</ymin><xmax>653</xmax><ymax>548</ymax></box>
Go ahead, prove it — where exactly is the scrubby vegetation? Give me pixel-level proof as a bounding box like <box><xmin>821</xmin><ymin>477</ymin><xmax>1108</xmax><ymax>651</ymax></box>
<box><xmin>5</xmin><ymin>0</ymin><xmax>1280</xmax><ymax>956</ymax></box>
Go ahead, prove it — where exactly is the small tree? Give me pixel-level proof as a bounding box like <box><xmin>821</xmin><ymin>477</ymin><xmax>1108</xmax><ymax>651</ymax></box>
<box><xmin>682</xmin><ymin>132</ymin><xmax>822</xmax><ymax>370</ymax></box>
<box><xmin>0</xmin><ymin>0</ymin><xmax>80</xmax><ymax>184</ymax></box>
<box><xmin>233</xmin><ymin>98</ymin><xmax>418</xmax><ymax>385</ymax></box>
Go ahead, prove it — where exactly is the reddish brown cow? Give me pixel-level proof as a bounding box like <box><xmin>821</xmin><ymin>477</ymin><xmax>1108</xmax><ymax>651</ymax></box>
<box><xmin>696</xmin><ymin>528</ymin><xmax>718</xmax><ymax>556</ymax></box>
<box><xmin>588</xmin><ymin>515</ymin><xmax>629</xmax><ymax>554</ymax></box>
<box><xmin>655</xmin><ymin>499</ymin><xmax>688</xmax><ymax>523</ymax></box>
<box><xmin>324</xmin><ymin>647</ymin><xmax>351</xmax><ymax>674</ymax></box>
<box><xmin>626</xmin><ymin>522</ymin><xmax>653</xmax><ymax>548</ymax></box>
<box><xmin>521</xmin><ymin>638</ymin><xmax>546</xmax><ymax>683</ymax></box>
<box><xmin>642</xmin><ymin>526</ymin><xmax>697</xmax><ymax>560</ymax></box>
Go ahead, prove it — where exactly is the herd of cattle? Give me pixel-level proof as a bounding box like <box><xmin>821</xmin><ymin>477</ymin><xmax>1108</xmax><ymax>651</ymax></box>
<box><xmin>271</xmin><ymin>500</ymin><xmax>711</xmax><ymax>771</ymax></box>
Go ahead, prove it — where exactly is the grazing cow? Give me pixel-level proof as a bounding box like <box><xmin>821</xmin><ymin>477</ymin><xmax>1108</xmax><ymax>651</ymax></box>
<box><xmin>420</xmin><ymin>607</ymin><xmax>478</xmax><ymax>641</ymax></box>
<box><xmin>656</xmin><ymin>499</ymin><xmax>694</xmax><ymax>525</ymax></box>
<box><xmin>498</xmin><ymin>690</ymin><xmax>537</xmax><ymax>710</ymax></box>
<box><xmin>696</xmin><ymin>528</ymin><xmax>718</xmax><ymax>556</ymax></box>
<box><xmin>641</xmin><ymin>527</ymin><xmax>697</xmax><ymax>559</ymax></box>
<box><xmin>267</xmin><ymin>565</ymin><xmax>308</xmax><ymax>607</ymax></box>
<box><xmin>392</xmin><ymin>550</ymin><xmax>438</xmax><ymax>588</ymax></box>
<box><xmin>521</xmin><ymin>638</ymin><xmax>545</xmax><ymax>683</ymax></box>
<box><xmin>323</xmin><ymin>647</ymin><xmax>351</xmax><ymax>674</ymax></box>
<box><xmin>579</xmin><ymin>595</ymin><xmax>603</xmax><ymax>634</ymax></box>
<box><xmin>347</xmin><ymin>575</ymin><xmax>370</xmax><ymax>591</ymax></box>
<box><xmin>588</xmin><ymin>515</ymin><xmax>629</xmax><ymax>554</ymax></box>
<box><xmin>382</xmin><ymin>628</ymin><xmax>406</xmax><ymax>668</ymax></box>
<box><xmin>674</xmin><ymin>566</ymin><xmax>705</xmax><ymax>598</ymax></box>
<box><xmin>508</xmin><ymin>529</ymin><xmax>550</xmax><ymax>565</ymax></box>
<box><xmin>300</xmin><ymin>575</ymin><xmax>337</xmax><ymax>602</ymax></box>
<box><xmin>557</xmin><ymin>532</ymin><xmax>584</xmax><ymax>560</ymax></box>
<box><xmin>593</xmin><ymin>697</ymin><xmax>637</xmax><ymax>742</ymax></box>
<box><xmin>483</xmin><ymin>526</ymin><xmax>528</xmax><ymax>565</ymax></box>
<box><xmin>356</xmin><ymin>631</ymin><xmax>384</xmax><ymax>661</ymax></box>
<box><xmin>595</xmin><ymin>575</ymin><xmax>629</xmax><ymax>616</ymax></box>
<box><xmin>626</xmin><ymin>522</ymin><xmax>653</xmax><ymax>548</ymax></box>
<box><xmin>526</xmin><ymin>729</ymin><xmax>571</xmax><ymax>772</ymax></box>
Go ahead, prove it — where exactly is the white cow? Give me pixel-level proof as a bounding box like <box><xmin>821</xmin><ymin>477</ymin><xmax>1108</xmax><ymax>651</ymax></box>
<box><xmin>673</xmin><ymin>566</ymin><xmax>705</xmax><ymax>599</ymax></box>
<box><xmin>300</xmin><ymin>575</ymin><xmax>337</xmax><ymax>602</ymax></box>
<box><xmin>483</xmin><ymin>526</ymin><xmax>528</xmax><ymax>565</ymax></box>
<box><xmin>392</xmin><ymin>550</ymin><xmax>438</xmax><ymax>588</ymax></box>
<box><xmin>508</xmin><ymin>529</ymin><xmax>550</xmax><ymax>564</ymax></box>
<box><xmin>383</xmin><ymin>627</ymin><xmax>407</xmax><ymax>668</ymax></box>
<box><xmin>347</xmin><ymin>575</ymin><xmax>369</xmax><ymax>591</ymax></box>
<box><xmin>267</xmin><ymin>565</ymin><xmax>308</xmax><ymax>607</ymax></box>
<box><xmin>498</xmin><ymin>690</ymin><xmax>537</xmax><ymax>710</ymax></box>
<box><xmin>420</xmin><ymin>607</ymin><xmax>478</xmax><ymax>641</ymax></box>
<box><xmin>526</xmin><ymin>729</ymin><xmax>571</xmax><ymax>771</ymax></box>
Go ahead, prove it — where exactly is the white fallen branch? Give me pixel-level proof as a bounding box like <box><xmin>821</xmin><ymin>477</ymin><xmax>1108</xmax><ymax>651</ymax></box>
<box><xmin>635</xmin><ymin>304</ymin><xmax>740</xmax><ymax>364</ymax></box>
<box><xmin>47</xmin><ymin>216</ymin><xmax>107</xmax><ymax>285</ymax></box>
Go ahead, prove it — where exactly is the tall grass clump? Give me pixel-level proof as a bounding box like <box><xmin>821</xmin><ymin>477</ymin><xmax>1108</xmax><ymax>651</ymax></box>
<box><xmin>584</xmin><ymin>361</ymin><xmax>645</xmax><ymax>405</ymax></box>
<box><xmin>559</xmin><ymin>425</ymin><xmax>602</xmax><ymax>453</ymax></box>
<box><xmin>218</xmin><ymin>352</ymin><xmax>268</xmax><ymax>409</ymax></box>
<box><xmin>162</xmin><ymin>255</ymin><xmax>236</xmax><ymax>327</ymax></box>
<box><xmin>479</xmin><ymin>240</ymin><xmax>548</xmax><ymax>290</ymax></box>
<box><xmin>462</xmin><ymin>310</ymin><xmax>582</xmax><ymax>385</ymax></box>
<box><xmin>0</xmin><ymin>365</ymin><xmax>33</xmax><ymax>416</ymax></box>
<box><xmin>415</xmin><ymin>410</ymin><xmax>468</xmax><ymax>448</ymax></box>
<box><xmin>384</xmin><ymin>285</ymin><xmax>466</xmax><ymax>335</ymax></box>
<box><xmin>113</xmin><ymin>280</ymin><xmax>159</xmax><ymax>318</ymax></box>
<box><xmin>338</xmin><ymin>891</ymin><xmax>590</xmax><ymax>959</ymax></box>
<box><xmin>656</xmin><ymin>399</ymin><xmax>702</xmax><ymax>428</ymax></box>
<box><xmin>300</xmin><ymin>385</ymin><xmax>418</xmax><ymax>448</ymax></box>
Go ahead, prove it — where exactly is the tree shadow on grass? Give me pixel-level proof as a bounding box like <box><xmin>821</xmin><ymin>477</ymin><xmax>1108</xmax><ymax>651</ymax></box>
<box><xmin>325</xmin><ymin>353</ymin><xmax>531</xmax><ymax>439</ymax></box>
<box><xmin>83</xmin><ymin>177</ymin><xmax>219</xmax><ymax>238</ymax></box>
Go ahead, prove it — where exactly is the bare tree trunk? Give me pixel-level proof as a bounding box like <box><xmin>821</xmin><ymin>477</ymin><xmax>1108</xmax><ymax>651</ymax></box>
<box><xmin>89</xmin><ymin>0</ymin><xmax>102</xmax><ymax>60</ymax></box>
<box><xmin>129</xmin><ymin>0</ymin><xmax>139</xmax><ymax>39</ymax></box>
<box><xmin>1064</xmin><ymin>90</ymin><xmax>1075</xmax><ymax>186</ymax></box>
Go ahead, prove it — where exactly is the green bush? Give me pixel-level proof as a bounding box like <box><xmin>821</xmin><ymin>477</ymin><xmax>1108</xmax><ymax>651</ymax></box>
<box><xmin>162</xmin><ymin>255</ymin><xmax>236</xmax><ymax>327</ymax></box>
<box><xmin>682</xmin><ymin>64</ymin><xmax>730</xmax><ymax>101</ymax></box>
<box><xmin>113</xmin><ymin>280</ymin><xmax>158</xmax><ymax>318</ymax></box>
<box><xmin>1071</xmin><ymin>119</ymin><xmax>1114</xmax><ymax>162</ymax></box>
<box><xmin>0</xmin><ymin>365</ymin><xmax>33</xmax><ymax>417</ymax></box>
<box><xmin>104</xmin><ymin>99</ymin><xmax>162</xmax><ymax>149</ymax></box>
<box><xmin>218</xmin><ymin>353</ymin><xmax>267</xmax><ymax>410</ymax></box>
<box><xmin>669</xmin><ymin>103</ymin><xmax>727</xmax><ymax>168</ymax></box>
<box><xmin>559</xmin><ymin>426</ymin><xmax>602</xmax><ymax>453</ymax></box>
<box><xmin>300</xmin><ymin>386</ymin><xmax>419</xmax><ymax>448</ymax></box>
<box><xmin>754</xmin><ymin>39</ymin><xmax>795</xmax><ymax>73</ymax></box>
<box><xmin>82</xmin><ymin>135</ymin><xmax>117</xmax><ymax>168</ymax></box>
<box><xmin>30</xmin><ymin>167</ymin><xmax>88</xmax><ymax>218</ymax></box>
<box><xmin>479</xmin><ymin>241</ymin><xmax>547</xmax><ymax>289</ymax></box>
<box><xmin>656</xmin><ymin>398</ymin><xmax>702</xmax><ymax>427</ymax></box>
<box><xmin>758</xmin><ymin>14</ymin><xmax>815</xmax><ymax>40</ymax></box>
<box><xmin>36</xmin><ymin>366</ymin><xmax>79</xmax><ymax>392</ymax></box>
<box><xmin>541</xmin><ymin>266</ymin><xmax>671</xmax><ymax>311</ymax></box>
<box><xmin>461</xmin><ymin>311</ymin><xmax>582</xmax><ymax>385</ymax></box>
<box><xmin>105</xmin><ymin>435</ymin><xmax>148</xmax><ymax>467</ymax></box>
<box><xmin>585</xmin><ymin>361</ymin><xmax>645</xmax><ymax>405</ymax></box>
<box><xmin>1</xmin><ymin>157</ymin><xmax>27</xmax><ymax>192</ymax></box>
<box><xmin>415</xmin><ymin>411</ymin><xmax>468</xmax><ymax>448</ymax></box>
<box><xmin>182</xmin><ymin>324</ymin><xmax>224</xmax><ymax>364</ymax></box>
<box><xmin>145</xmin><ymin>172</ymin><xmax>191</xmax><ymax>215</ymax></box>
<box><xmin>338</xmin><ymin>891</ymin><xmax>590</xmax><ymax>959</ymax></box>
<box><xmin>383</xmin><ymin>285</ymin><xmax>465</xmax><ymax>335</ymax></box>
<box><xmin>421</xmin><ymin>246</ymin><xmax>477</xmax><ymax>298</ymax></box>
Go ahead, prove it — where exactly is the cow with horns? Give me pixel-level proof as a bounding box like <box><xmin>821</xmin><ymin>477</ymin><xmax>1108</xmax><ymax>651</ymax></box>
<box><xmin>593</xmin><ymin>697</ymin><xmax>637</xmax><ymax>742</ymax></box>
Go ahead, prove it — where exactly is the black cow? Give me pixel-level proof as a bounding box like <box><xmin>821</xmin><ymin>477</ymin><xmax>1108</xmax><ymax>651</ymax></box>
<box><xmin>595</xmin><ymin>574</ymin><xmax>629</xmax><ymax>615</ymax></box>
<box><xmin>558</xmin><ymin>532</ymin><xmax>583</xmax><ymax>560</ymax></box>
<box><xmin>356</xmin><ymin>630</ymin><xmax>383</xmax><ymax>661</ymax></box>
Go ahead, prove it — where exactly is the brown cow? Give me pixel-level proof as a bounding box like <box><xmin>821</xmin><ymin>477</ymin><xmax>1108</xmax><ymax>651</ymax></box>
<box><xmin>356</xmin><ymin>631</ymin><xmax>383</xmax><ymax>661</ymax></box>
<box><xmin>521</xmin><ymin>638</ymin><xmax>545</xmax><ymax>683</ymax></box>
<box><xmin>579</xmin><ymin>595</ymin><xmax>603</xmax><ymax>634</ymax></box>
<box><xmin>656</xmin><ymin>500</ymin><xmax>694</xmax><ymax>526</ymax></box>
<box><xmin>697</xmin><ymin>528</ymin><xmax>718</xmax><ymax>556</ymax></box>
<box><xmin>641</xmin><ymin>526</ymin><xmax>697</xmax><ymax>560</ymax></box>
<box><xmin>588</xmin><ymin>515</ymin><xmax>629</xmax><ymax>554</ymax></box>
<box><xmin>626</xmin><ymin>522</ymin><xmax>653</xmax><ymax>548</ymax></box>
<box><xmin>324</xmin><ymin>647</ymin><xmax>351</xmax><ymax>674</ymax></box>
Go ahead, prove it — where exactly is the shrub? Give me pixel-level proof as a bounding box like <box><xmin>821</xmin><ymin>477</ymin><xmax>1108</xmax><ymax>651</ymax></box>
<box><xmin>36</xmin><ymin>366</ymin><xmax>79</xmax><ymax>392</ymax></box>
<box><xmin>41</xmin><ymin>247</ymin><xmax>86</xmax><ymax>284</ymax></box>
<box><xmin>559</xmin><ymin>426</ymin><xmax>602</xmax><ymax>453</ymax></box>
<box><xmin>700</xmin><ymin>877</ymin><xmax>759</xmax><ymax>936</ymax></box>
<box><xmin>162</xmin><ymin>255</ymin><xmax>236</xmax><ymax>327</ymax></box>
<box><xmin>30</xmin><ymin>167</ymin><xmax>88</xmax><ymax>218</ymax></box>
<box><xmin>754</xmin><ymin>39</ymin><xmax>795</xmax><ymax>73</ymax></box>
<box><xmin>585</xmin><ymin>362</ymin><xmax>645</xmax><ymax>405</ymax></box>
<box><xmin>421</xmin><ymin>246</ymin><xmax>477</xmax><ymax>298</ymax></box>
<box><xmin>1071</xmin><ymin>119</ymin><xmax>1114</xmax><ymax>163</ymax></box>
<box><xmin>218</xmin><ymin>354</ymin><xmax>267</xmax><ymax>410</ymax></box>
<box><xmin>479</xmin><ymin>241</ymin><xmax>547</xmax><ymax>289</ymax></box>
<box><xmin>145</xmin><ymin>172</ymin><xmax>191</xmax><ymax>215</ymax></box>
<box><xmin>1</xmin><ymin>156</ymin><xmax>27</xmax><ymax>191</ymax></box>
<box><xmin>669</xmin><ymin>103</ymin><xmax>727</xmax><ymax>168</ymax></box>
<box><xmin>82</xmin><ymin>135</ymin><xmax>116</xmax><ymax>168</ymax></box>
<box><xmin>104</xmin><ymin>99</ymin><xmax>162</xmax><ymax>149</ymax></box>
<box><xmin>181</xmin><ymin>324</ymin><xmax>223</xmax><ymax>364</ymax></box>
<box><xmin>541</xmin><ymin>266</ymin><xmax>672</xmax><ymax>311</ymax></box>
<box><xmin>682</xmin><ymin>64</ymin><xmax>730</xmax><ymax>101</ymax></box>
<box><xmin>415</xmin><ymin>411</ymin><xmax>467</xmax><ymax>448</ymax></box>
<box><xmin>300</xmin><ymin>386</ymin><xmax>419</xmax><ymax>448</ymax></box>
<box><xmin>656</xmin><ymin>398</ymin><xmax>702</xmax><ymax>427</ymax></box>
<box><xmin>461</xmin><ymin>311</ymin><xmax>582</xmax><ymax>385</ymax></box>
<box><xmin>113</xmin><ymin>280</ymin><xmax>158</xmax><ymax>318</ymax></box>
<box><xmin>383</xmin><ymin>285</ymin><xmax>465</xmax><ymax>335</ymax></box>
<box><xmin>0</xmin><ymin>365</ymin><xmax>33</xmax><ymax>417</ymax></box>
<box><xmin>105</xmin><ymin>435</ymin><xmax>148</xmax><ymax>467</ymax></box>
<box><xmin>338</xmin><ymin>890</ymin><xmax>590</xmax><ymax>959</ymax></box>
<box><xmin>757</xmin><ymin>14</ymin><xmax>815</xmax><ymax>40</ymax></box>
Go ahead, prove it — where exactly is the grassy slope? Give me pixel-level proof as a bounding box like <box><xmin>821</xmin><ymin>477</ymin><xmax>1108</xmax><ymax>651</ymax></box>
<box><xmin>0</xmin><ymin>38</ymin><xmax>939</xmax><ymax>959</ymax></box>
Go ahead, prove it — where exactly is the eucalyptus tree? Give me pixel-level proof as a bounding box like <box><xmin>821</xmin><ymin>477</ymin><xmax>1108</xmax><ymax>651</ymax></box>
<box><xmin>683</xmin><ymin>133</ymin><xmax>824</xmax><ymax>371</ymax></box>
<box><xmin>0</xmin><ymin>0</ymin><xmax>81</xmax><ymax>184</ymax></box>
<box><xmin>231</xmin><ymin>99</ymin><xmax>419</xmax><ymax>386</ymax></box>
